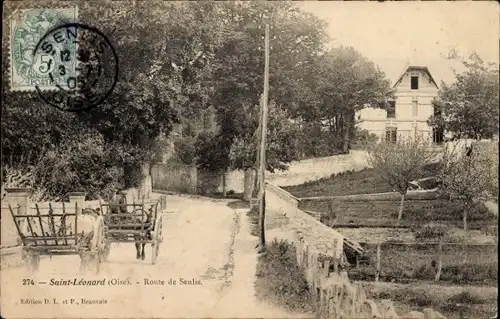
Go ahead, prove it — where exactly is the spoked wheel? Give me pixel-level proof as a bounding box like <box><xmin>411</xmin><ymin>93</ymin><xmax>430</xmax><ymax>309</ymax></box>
<box><xmin>151</xmin><ymin>215</ymin><xmax>163</xmax><ymax>265</ymax></box>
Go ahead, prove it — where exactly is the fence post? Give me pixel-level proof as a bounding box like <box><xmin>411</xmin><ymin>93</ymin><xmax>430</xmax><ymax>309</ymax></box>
<box><xmin>375</xmin><ymin>242</ymin><xmax>381</xmax><ymax>282</ymax></box>
<box><xmin>434</xmin><ymin>239</ymin><xmax>443</xmax><ymax>282</ymax></box>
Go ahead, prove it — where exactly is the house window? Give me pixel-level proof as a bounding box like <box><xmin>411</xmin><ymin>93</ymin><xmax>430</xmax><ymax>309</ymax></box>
<box><xmin>387</xmin><ymin>101</ymin><xmax>396</xmax><ymax>118</ymax></box>
<box><xmin>411</xmin><ymin>76</ymin><xmax>419</xmax><ymax>90</ymax></box>
<box><xmin>433</xmin><ymin>127</ymin><xmax>444</xmax><ymax>144</ymax></box>
<box><xmin>412</xmin><ymin>98</ymin><xmax>418</xmax><ymax>117</ymax></box>
<box><xmin>385</xmin><ymin>127</ymin><xmax>397</xmax><ymax>143</ymax></box>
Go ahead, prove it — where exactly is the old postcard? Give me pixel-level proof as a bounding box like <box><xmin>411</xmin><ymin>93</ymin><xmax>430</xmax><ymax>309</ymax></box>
<box><xmin>1</xmin><ymin>1</ymin><xmax>498</xmax><ymax>318</ymax></box>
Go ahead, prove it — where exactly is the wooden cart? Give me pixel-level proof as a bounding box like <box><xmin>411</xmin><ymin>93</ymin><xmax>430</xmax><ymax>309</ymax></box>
<box><xmin>99</xmin><ymin>200</ymin><xmax>163</xmax><ymax>264</ymax></box>
<box><xmin>8</xmin><ymin>202</ymin><xmax>105</xmax><ymax>274</ymax></box>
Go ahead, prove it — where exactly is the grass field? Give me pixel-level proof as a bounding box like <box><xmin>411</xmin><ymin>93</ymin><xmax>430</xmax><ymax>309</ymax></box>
<box><xmin>300</xmin><ymin>198</ymin><xmax>496</xmax><ymax>229</ymax></box>
<box><xmin>350</xmin><ymin>242</ymin><xmax>498</xmax><ymax>286</ymax></box>
<box><xmin>283</xmin><ymin>163</ymin><xmax>439</xmax><ymax>198</ymax></box>
<box><xmin>362</xmin><ymin>282</ymin><xmax>498</xmax><ymax>319</ymax></box>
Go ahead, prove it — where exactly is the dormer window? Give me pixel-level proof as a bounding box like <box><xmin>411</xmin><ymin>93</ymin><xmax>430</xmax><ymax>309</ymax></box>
<box><xmin>411</xmin><ymin>76</ymin><xmax>419</xmax><ymax>90</ymax></box>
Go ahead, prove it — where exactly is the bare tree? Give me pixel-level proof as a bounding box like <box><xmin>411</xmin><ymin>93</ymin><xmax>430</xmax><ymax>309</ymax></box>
<box><xmin>368</xmin><ymin>134</ymin><xmax>438</xmax><ymax>221</ymax></box>
<box><xmin>437</xmin><ymin>141</ymin><xmax>498</xmax><ymax>230</ymax></box>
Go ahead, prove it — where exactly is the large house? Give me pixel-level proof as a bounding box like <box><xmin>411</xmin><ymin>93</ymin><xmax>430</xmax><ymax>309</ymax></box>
<box><xmin>356</xmin><ymin>65</ymin><xmax>444</xmax><ymax>145</ymax></box>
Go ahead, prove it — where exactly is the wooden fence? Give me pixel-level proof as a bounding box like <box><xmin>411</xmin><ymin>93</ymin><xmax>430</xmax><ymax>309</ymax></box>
<box><xmin>349</xmin><ymin>240</ymin><xmax>498</xmax><ymax>285</ymax></box>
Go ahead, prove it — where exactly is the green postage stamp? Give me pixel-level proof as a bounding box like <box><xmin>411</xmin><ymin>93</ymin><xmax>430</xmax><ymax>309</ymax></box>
<box><xmin>9</xmin><ymin>7</ymin><xmax>79</xmax><ymax>91</ymax></box>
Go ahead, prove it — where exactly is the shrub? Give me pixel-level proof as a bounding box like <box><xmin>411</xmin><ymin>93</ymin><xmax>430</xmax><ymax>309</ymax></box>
<box><xmin>33</xmin><ymin>133</ymin><xmax>122</xmax><ymax>201</ymax></box>
<box><xmin>174</xmin><ymin>136</ymin><xmax>197</xmax><ymax>165</ymax></box>
<box><xmin>351</xmin><ymin>128</ymin><xmax>379</xmax><ymax>150</ymax></box>
<box><xmin>413</xmin><ymin>222</ymin><xmax>449</xmax><ymax>241</ymax></box>
<box><xmin>255</xmin><ymin>239</ymin><xmax>313</xmax><ymax>313</ymax></box>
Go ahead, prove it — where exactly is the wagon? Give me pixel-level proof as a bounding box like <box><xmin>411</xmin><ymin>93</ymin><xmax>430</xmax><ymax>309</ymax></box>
<box><xmin>8</xmin><ymin>202</ymin><xmax>105</xmax><ymax>274</ymax></box>
<box><xmin>99</xmin><ymin>199</ymin><xmax>163</xmax><ymax>264</ymax></box>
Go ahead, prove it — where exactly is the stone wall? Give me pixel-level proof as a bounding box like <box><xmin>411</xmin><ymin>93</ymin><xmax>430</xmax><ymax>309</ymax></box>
<box><xmin>152</xmin><ymin>162</ymin><xmax>198</xmax><ymax>194</ymax></box>
<box><xmin>265</xmin><ymin>182</ymin><xmax>447</xmax><ymax>319</ymax></box>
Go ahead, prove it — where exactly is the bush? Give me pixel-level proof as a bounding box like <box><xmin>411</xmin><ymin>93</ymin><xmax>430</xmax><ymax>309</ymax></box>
<box><xmin>174</xmin><ymin>136</ymin><xmax>197</xmax><ymax>165</ymax></box>
<box><xmin>351</xmin><ymin>128</ymin><xmax>379</xmax><ymax>150</ymax></box>
<box><xmin>255</xmin><ymin>239</ymin><xmax>313</xmax><ymax>313</ymax></box>
<box><xmin>33</xmin><ymin>133</ymin><xmax>122</xmax><ymax>201</ymax></box>
<box><xmin>413</xmin><ymin>222</ymin><xmax>448</xmax><ymax>241</ymax></box>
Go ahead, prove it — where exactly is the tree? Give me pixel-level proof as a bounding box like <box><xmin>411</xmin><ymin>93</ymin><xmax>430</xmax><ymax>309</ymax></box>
<box><xmin>430</xmin><ymin>53</ymin><xmax>499</xmax><ymax>140</ymax></box>
<box><xmin>228</xmin><ymin>100</ymin><xmax>300</xmax><ymax>199</ymax></box>
<box><xmin>302</xmin><ymin>46</ymin><xmax>393</xmax><ymax>154</ymax></box>
<box><xmin>368</xmin><ymin>134</ymin><xmax>438</xmax><ymax>221</ymax></box>
<box><xmin>414</xmin><ymin>222</ymin><xmax>450</xmax><ymax>281</ymax></box>
<box><xmin>437</xmin><ymin>141</ymin><xmax>498</xmax><ymax>230</ymax></box>
<box><xmin>2</xmin><ymin>1</ymin><xmax>223</xmax><ymax>198</ymax></box>
<box><xmin>207</xmin><ymin>1</ymin><xmax>329</xmax><ymax>197</ymax></box>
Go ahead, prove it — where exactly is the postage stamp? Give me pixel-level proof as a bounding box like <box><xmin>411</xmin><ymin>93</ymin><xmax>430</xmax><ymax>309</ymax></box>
<box><xmin>9</xmin><ymin>7</ymin><xmax>79</xmax><ymax>91</ymax></box>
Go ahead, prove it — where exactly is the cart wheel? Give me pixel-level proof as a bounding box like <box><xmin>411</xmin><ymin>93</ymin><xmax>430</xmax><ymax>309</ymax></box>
<box><xmin>25</xmin><ymin>253</ymin><xmax>40</xmax><ymax>272</ymax></box>
<box><xmin>151</xmin><ymin>216</ymin><xmax>163</xmax><ymax>265</ymax></box>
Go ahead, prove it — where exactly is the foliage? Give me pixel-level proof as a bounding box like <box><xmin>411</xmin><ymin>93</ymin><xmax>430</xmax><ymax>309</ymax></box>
<box><xmin>1</xmin><ymin>133</ymin><xmax>122</xmax><ymax>202</ymax></box>
<box><xmin>301</xmin><ymin>46</ymin><xmax>393</xmax><ymax>153</ymax></box>
<box><xmin>35</xmin><ymin>133</ymin><xmax>123</xmax><ymax>201</ymax></box>
<box><xmin>174</xmin><ymin>136</ymin><xmax>197</xmax><ymax>166</ymax></box>
<box><xmin>228</xmin><ymin>100</ymin><xmax>301</xmax><ymax>172</ymax></box>
<box><xmin>430</xmin><ymin>53</ymin><xmax>499</xmax><ymax>140</ymax></box>
<box><xmin>2</xmin><ymin>1</ymin><xmax>395</xmax><ymax>198</ymax></box>
<box><xmin>437</xmin><ymin>141</ymin><xmax>498</xmax><ymax>229</ymax></box>
<box><xmin>413</xmin><ymin>222</ymin><xmax>449</xmax><ymax>241</ymax></box>
<box><xmin>255</xmin><ymin>239</ymin><xmax>313</xmax><ymax>314</ymax></box>
<box><xmin>352</xmin><ymin>242</ymin><xmax>498</xmax><ymax>285</ymax></box>
<box><xmin>438</xmin><ymin>142</ymin><xmax>497</xmax><ymax>202</ymax></box>
<box><xmin>194</xmin><ymin>131</ymin><xmax>230</xmax><ymax>172</ymax></box>
<box><xmin>351</xmin><ymin>128</ymin><xmax>379</xmax><ymax>150</ymax></box>
<box><xmin>210</xmin><ymin>1</ymin><xmax>329</xmax><ymax>172</ymax></box>
<box><xmin>368</xmin><ymin>135</ymin><xmax>438</xmax><ymax>220</ymax></box>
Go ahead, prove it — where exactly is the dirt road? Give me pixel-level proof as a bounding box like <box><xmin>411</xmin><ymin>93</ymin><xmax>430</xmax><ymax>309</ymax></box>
<box><xmin>1</xmin><ymin>195</ymin><xmax>307</xmax><ymax>318</ymax></box>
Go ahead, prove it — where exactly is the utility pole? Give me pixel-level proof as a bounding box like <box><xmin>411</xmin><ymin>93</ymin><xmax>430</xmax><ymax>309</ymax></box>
<box><xmin>257</xmin><ymin>24</ymin><xmax>270</xmax><ymax>253</ymax></box>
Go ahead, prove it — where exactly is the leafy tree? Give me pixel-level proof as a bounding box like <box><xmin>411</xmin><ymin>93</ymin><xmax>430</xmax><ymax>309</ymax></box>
<box><xmin>195</xmin><ymin>131</ymin><xmax>231</xmax><ymax>173</ymax></box>
<box><xmin>2</xmin><ymin>1</ymin><xmax>221</xmax><ymax>197</ymax></box>
<box><xmin>368</xmin><ymin>134</ymin><xmax>438</xmax><ymax>221</ymax></box>
<box><xmin>74</xmin><ymin>1</ymin><xmax>225</xmax><ymax>187</ymax></box>
<box><xmin>437</xmin><ymin>141</ymin><xmax>498</xmax><ymax>230</ymax></box>
<box><xmin>301</xmin><ymin>46</ymin><xmax>393</xmax><ymax>154</ymax></box>
<box><xmin>210</xmin><ymin>2</ymin><xmax>328</xmax><ymax>171</ymax></box>
<box><xmin>430</xmin><ymin>53</ymin><xmax>499</xmax><ymax>140</ymax></box>
<box><xmin>228</xmin><ymin>100</ymin><xmax>300</xmax><ymax>172</ymax></box>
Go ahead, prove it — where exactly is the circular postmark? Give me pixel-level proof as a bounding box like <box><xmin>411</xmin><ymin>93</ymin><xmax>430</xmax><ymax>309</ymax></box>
<box><xmin>33</xmin><ymin>23</ymin><xmax>118</xmax><ymax>112</ymax></box>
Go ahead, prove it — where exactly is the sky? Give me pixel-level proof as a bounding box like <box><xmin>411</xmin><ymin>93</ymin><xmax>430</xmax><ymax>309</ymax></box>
<box><xmin>298</xmin><ymin>1</ymin><xmax>499</xmax><ymax>87</ymax></box>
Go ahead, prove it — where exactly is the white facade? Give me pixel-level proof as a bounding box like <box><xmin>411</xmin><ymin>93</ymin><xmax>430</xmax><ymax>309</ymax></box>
<box><xmin>356</xmin><ymin>66</ymin><xmax>441</xmax><ymax>144</ymax></box>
